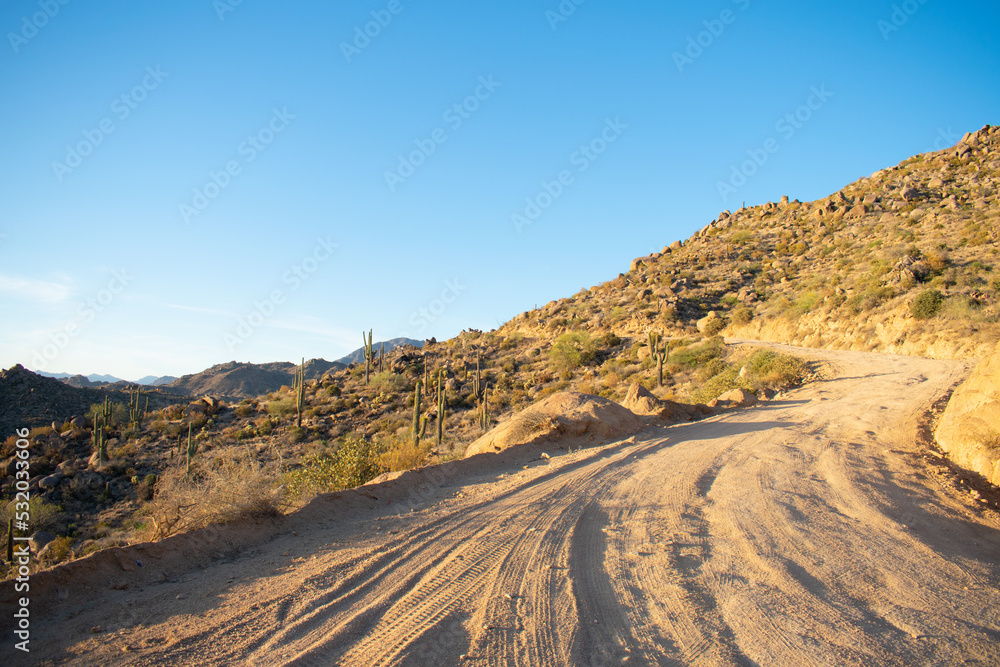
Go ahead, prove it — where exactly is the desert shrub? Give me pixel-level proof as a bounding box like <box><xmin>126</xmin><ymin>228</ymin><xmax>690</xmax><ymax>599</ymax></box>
<box><xmin>324</xmin><ymin>384</ymin><xmax>342</xmax><ymax>397</ymax></box>
<box><xmin>731</xmin><ymin>304</ymin><xmax>753</xmax><ymax>325</ymax></box>
<box><xmin>743</xmin><ymin>349</ymin><xmax>807</xmax><ymax>389</ymax></box>
<box><xmin>670</xmin><ymin>337</ymin><xmax>724</xmax><ymax>368</ymax></box>
<box><xmin>234</xmin><ymin>404</ymin><xmax>254</xmax><ymax>418</ymax></box>
<box><xmin>924</xmin><ymin>250</ymin><xmax>950</xmax><ymax>274</ymax></box>
<box><xmin>500</xmin><ymin>332</ymin><xmax>525</xmax><ymax>350</ymax></box>
<box><xmin>377</xmin><ymin>434</ymin><xmax>431</xmax><ymax>473</ymax></box>
<box><xmin>371</xmin><ymin>371</ymin><xmax>406</xmax><ymax>394</ymax></box>
<box><xmin>142</xmin><ymin>448</ymin><xmax>282</xmax><ymax>540</ymax></box>
<box><xmin>42</xmin><ymin>536</ymin><xmax>74</xmax><ymax>562</ymax></box>
<box><xmin>283</xmin><ymin>435</ymin><xmax>385</xmax><ymax>498</ymax></box>
<box><xmin>0</xmin><ymin>496</ymin><xmax>59</xmax><ymax>533</ymax></box>
<box><xmin>786</xmin><ymin>292</ymin><xmax>821</xmax><ymax>319</ymax></box>
<box><xmin>597</xmin><ymin>331</ymin><xmax>622</xmax><ymax>347</ymax></box>
<box><xmin>845</xmin><ymin>288</ymin><xmax>892</xmax><ymax>316</ymax></box>
<box><xmin>911</xmin><ymin>289</ymin><xmax>944</xmax><ymax>320</ymax></box>
<box><xmin>704</xmin><ymin>317</ymin><xmax>727</xmax><ymax>336</ymax></box>
<box><xmin>266</xmin><ymin>398</ymin><xmax>297</xmax><ymax>418</ymax></box>
<box><xmin>691</xmin><ymin>367</ymin><xmax>746</xmax><ymax>404</ymax></box>
<box><xmin>549</xmin><ymin>331</ymin><xmax>597</xmax><ymax>371</ymax></box>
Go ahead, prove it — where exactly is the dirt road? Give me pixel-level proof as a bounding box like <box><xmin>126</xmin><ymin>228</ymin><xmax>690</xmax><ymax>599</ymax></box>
<box><xmin>27</xmin><ymin>344</ymin><xmax>1000</xmax><ymax>666</ymax></box>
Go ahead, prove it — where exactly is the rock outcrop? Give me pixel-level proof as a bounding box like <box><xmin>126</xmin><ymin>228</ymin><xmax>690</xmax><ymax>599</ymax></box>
<box><xmin>621</xmin><ymin>383</ymin><xmax>705</xmax><ymax>421</ymax></box>
<box><xmin>935</xmin><ymin>344</ymin><xmax>1000</xmax><ymax>486</ymax></box>
<box><xmin>465</xmin><ymin>391</ymin><xmax>642</xmax><ymax>457</ymax></box>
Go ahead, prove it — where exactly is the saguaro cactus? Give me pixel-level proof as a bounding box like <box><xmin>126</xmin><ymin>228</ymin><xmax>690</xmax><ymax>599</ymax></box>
<box><xmin>94</xmin><ymin>422</ymin><xmax>107</xmax><ymax>467</ymax></box>
<box><xmin>186</xmin><ymin>422</ymin><xmax>197</xmax><ymax>478</ymax></box>
<box><xmin>294</xmin><ymin>358</ymin><xmax>305</xmax><ymax>428</ymax></box>
<box><xmin>648</xmin><ymin>331</ymin><xmax>669</xmax><ymax>387</ymax></box>
<box><xmin>362</xmin><ymin>330</ymin><xmax>375</xmax><ymax>385</ymax></box>
<box><xmin>472</xmin><ymin>353</ymin><xmax>482</xmax><ymax>399</ymax></box>
<box><xmin>479</xmin><ymin>382</ymin><xmax>491</xmax><ymax>431</ymax></box>
<box><xmin>128</xmin><ymin>385</ymin><xmax>143</xmax><ymax>429</ymax></box>
<box><xmin>412</xmin><ymin>381</ymin><xmax>422</xmax><ymax>447</ymax></box>
<box><xmin>436</xmin><ymin>369</ymin><xmax>446</xmax><ymax>449</ymax></box>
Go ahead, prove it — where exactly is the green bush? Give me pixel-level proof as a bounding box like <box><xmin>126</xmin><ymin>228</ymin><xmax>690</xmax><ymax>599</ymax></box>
<box><xmin>670</xmin><ymin>337</ymin><xmax>724</xmax><ymax>368</ymax></box>
<box><xmin>266</xmin><ymin>398</ymin><xmax>297</xmax><ymax>417</ymax></box>
<box><xmin>370</xmin><ymin>371</ymin><xmax>405</xmax><ymax>394</ymax></box>
<box><xmin>283</xmin><ymin>435</ymin><xmax>385</xmax><ymax>497</ymax></box>
<box><xmin>549</xmin><ymin>331</ymin><xmax>597</xmax><ymax>371</ymax></box>
<box><xmin>691</xmin><ymin>367</ymin><xmax>748</xmax><ymax>404</ymax></box>
<box><xmin>744</xmin><ymin>349</ymin><xmax>807</xmax><ymax>389</ymax></box>
<box><xmin>911</xmin><ymin>289</ymin><xmax>944</xmax><ymax>320</ymax></box>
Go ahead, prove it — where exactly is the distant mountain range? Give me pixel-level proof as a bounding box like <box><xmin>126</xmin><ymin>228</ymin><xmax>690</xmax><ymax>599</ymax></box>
<box><xmin>337</xmin><ymin>337</ymin><xmax>424</xmax><ymax>365</ymax></box>
<box><xmin>36</xmin><ymin>372</ymin><xmax>178</xmax><ymax>387</ymax></box>
<box><xmin>27</xmin><ymin>337</ymin><xmax>424</xmax><ymax>400</ymax></box>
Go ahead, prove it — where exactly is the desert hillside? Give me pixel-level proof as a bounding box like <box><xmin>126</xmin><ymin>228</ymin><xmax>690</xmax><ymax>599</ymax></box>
<box><xmin>502</xmin><ymin>125</ymin><xmax>999</xmax><ymax>360</ymax></box>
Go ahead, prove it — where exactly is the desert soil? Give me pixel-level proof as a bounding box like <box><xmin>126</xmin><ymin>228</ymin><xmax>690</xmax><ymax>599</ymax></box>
<box><xmin>24</xmin><ymin>342</ymin><xmax>1000</xmax><ymax>666</ymax></box>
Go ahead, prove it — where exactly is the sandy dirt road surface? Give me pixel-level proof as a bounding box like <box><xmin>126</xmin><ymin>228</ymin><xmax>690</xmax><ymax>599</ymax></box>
<box><xmin>22</xmin><ymin>343</ymin><xmax>1000</xmax><ymax>666</ymax></box>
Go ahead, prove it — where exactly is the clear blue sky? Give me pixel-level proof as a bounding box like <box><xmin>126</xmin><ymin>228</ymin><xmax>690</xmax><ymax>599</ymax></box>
<box><xmin>1</xmin><ymin>0</ymin><xmax>998</xmax><ymax>380</ymax></box>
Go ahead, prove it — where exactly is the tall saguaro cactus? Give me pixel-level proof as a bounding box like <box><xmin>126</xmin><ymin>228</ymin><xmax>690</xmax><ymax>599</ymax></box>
<box><xmin>472</xmin><ymin>353</ymin><xmax>482</xmax><ymax>399</ymax></box>
<box><xmin>479</xmin><ymin>382</ymin><xmax>490</xmax><ymax>431</ymax></box>
<box><xmin>294</xmin><ymin>357</ymin><xmax>306</xmax><ymax>428</ymax></box>
<box><xmin>412</xmin><ymin>380</ymin><xmax>422</xmax><ymax>447</ymax></box>
<box><xmin>94</xmin><ymin>423</ymin><xmax>107</xmax><ymax>467</ymax></box>
<box><xmin>186</xmin><ymin>422</ymin><xmax>197</xmax><ymax>478</ymax></box>
<box><xmin>436</xmin><ymin>369</ymin><xmax>446</xmax><ymax>449</ymax></box>
<box><xmin>648</xmin><ymin>331</ymin><xmax>669</xmax><ymax>387</ymax></box>
<box><xmin>128</xmin><ymin>384</ymin><xmax>144</xmax><ymax>430</ymax></box>
<box><xmin>362</xmin><ymin>329</ymin><xmax>375</xmax><ymax>385</ymax></box>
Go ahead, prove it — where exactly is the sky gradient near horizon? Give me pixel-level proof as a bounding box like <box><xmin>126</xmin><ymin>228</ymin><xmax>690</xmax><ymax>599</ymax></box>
<box><xmin>1</xmin><ymin>0</ymin><xmax>998</xmax><ymax>380</ymax></box>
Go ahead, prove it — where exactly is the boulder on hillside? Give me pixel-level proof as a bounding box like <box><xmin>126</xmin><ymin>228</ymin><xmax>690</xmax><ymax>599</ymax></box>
<box><xmin>708</xmin><ymin>388</ymin><xmax>758</xmax><ymax>409</ymax></box>
<box><xmin>935</xmin><ymin>343</ymin><xmax>1000</xmax><ymax>486</ymax></box>
<box><xmin>464</xmin><ymin>391</ymin><xmax>642</xmax><ymax>457</ymax></box>
<box><xmin>621</xmin><ymin>383</ymin><xmax>701</xmax><ymax>422</ymax></box>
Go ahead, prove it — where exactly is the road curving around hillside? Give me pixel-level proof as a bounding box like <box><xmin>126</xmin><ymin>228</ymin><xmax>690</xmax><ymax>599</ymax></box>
<box><xmin>29</xmin><ymin>343</ymin><xmax>1000</xmax><ymax>666</ymax></box>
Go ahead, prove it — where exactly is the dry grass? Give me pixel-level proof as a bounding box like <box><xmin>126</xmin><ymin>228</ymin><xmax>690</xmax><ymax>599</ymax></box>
<box><xmin>139</xmin><ymin>446</ymin><xmax>284</xmax><ymax>540</ymax></box>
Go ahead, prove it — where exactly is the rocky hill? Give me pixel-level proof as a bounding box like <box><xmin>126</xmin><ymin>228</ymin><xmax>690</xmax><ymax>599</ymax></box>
<box><xmin>164</xmin><ymin>358</ymin><xmax>346</xmax><ymax>399</ymax></box>
<box><xmin>498</xmin><ymin>124</ymin><xmax>1000</xmax><ymax>361</ymax></box>
<box><xmin>0</xmin><ymin>365</ymin><xmax>179</xmax><ymax>437</ymax></box>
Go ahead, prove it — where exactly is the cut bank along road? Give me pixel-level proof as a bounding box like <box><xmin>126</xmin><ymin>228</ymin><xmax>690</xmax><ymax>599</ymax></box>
<box><xmin>32</xmin><ymin>343</ymin><xmax>1000</xmax><ymax>666</ymax></box>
